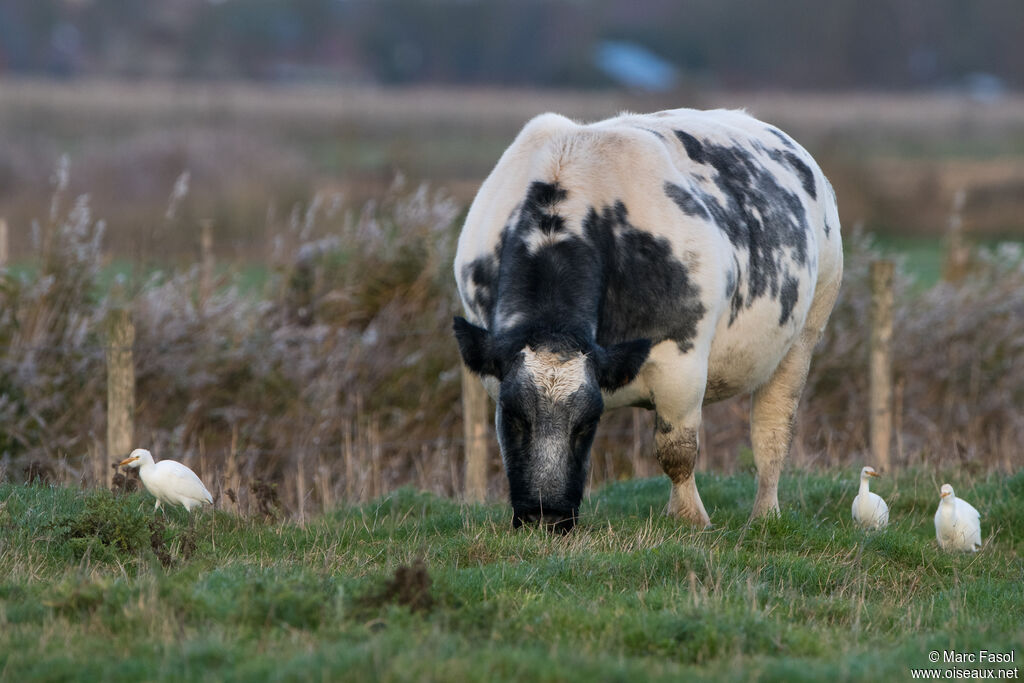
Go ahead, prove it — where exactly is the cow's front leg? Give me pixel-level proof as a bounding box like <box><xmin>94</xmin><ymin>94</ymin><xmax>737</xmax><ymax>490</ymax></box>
<box><xmin>655</xmin><ymin>413</ymin><xmax>711</xmax><ymax>528</ymax></box>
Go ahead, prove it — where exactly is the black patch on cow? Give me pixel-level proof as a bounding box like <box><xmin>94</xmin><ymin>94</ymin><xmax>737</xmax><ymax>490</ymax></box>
<box><xmin>460</xmin><ymin>218</ymin><xmax>514</xmax><ymax>323</ymax></box>
<box><xmin>654</xmin><ymin>414</ymin><xmax>673</xmax><ymax>434</ymax></box>
<box><xmin>778</xmin><ymin>275</ymin><xmax>799</xmax><ymax>325</ymax></box>
<box><xmin>822</xmin><ymin>178</ymin><xmax>838</xmax><ymax>238</ymax></box>
<box><xmin>729</xmin><ymin>254</ymin><xmax>743</xmax><ymax>324</ymax></box>
<box><xmin>768</xmin><ymin>149</ymin><xmax>817</xmax><ymax>199</ymax></box>
<box><xmin>674</xmin><ymin>130</ymin><xmax>706</xmax><ymax>163</ymax></box>
<box><xmin>664</xmin><ymin>134</ymin><xmax>811</xmax><ymax>326</ymax></box>
<box><xmin>583</xmin><ymin>201</ymin><xmax>706</xmax><ymax>353</ymax></box>
<box><xmin>768</xmin><ymin>127</ymin><xmax>797</xmax><ymax>150</ymax></box>
<box><xmin>495</xmin><ymin>237</ymin><xmax>602</xmax><ymax>342</ymax></box>
<box><xmin>463</xmin><ymin>254</ymin><xmax>498</xmax><ymax>322</ymax></box>
<box><xmin>663</xmin><ymin>181</ymin><xmax>710</xmax><ymax>220</ymax></box>
<box><xmin>520</xmin><ymin>181</ymin><xmax>568</xmax><ymax>235</ymax></box>
<box><xmin>724</xmin><ymin>261</ymin><xmax>737</xmax><ymax>299</ymax></box>
<box><xmin>461</xmin><ymin>178</ymin><xmax>708</xmax><ymax>358</ymax></box>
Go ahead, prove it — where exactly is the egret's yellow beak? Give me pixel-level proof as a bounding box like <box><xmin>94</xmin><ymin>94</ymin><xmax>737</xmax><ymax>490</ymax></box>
<box><xmin>940</xmin><ymin>491</ymin><xmax>950</xmax><ymax>498</ymax></box>
<box><xmin>118</xmin><ymin>456</ymin><xmax>139</xmax><ymax>467</ymax></box>
<box><xmin>868</xmin><ymin>470</ymin><xmax>880</xmax><ymax>477</ymax></box>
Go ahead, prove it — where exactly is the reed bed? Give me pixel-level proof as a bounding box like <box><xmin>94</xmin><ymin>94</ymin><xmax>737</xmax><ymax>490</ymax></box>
<box><xmin>1</xmin><ymin>161</ymin><xmax>1021</xmax><ymax>518</ymax></box>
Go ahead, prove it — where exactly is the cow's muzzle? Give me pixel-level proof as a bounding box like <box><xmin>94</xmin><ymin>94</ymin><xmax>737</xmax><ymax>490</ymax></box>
<box><xmin>512</xmin><ymin>508</ymin><xmax>577</xmax><ymax>534</ymax></box>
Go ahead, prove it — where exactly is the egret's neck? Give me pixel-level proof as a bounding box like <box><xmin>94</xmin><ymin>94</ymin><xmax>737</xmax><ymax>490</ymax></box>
<box><xmin>940</xmin><ymin>496</ymin><xmax>956</xmax><ymax>513</ymax></box>
<box><xmin>859</xmin><ymin>477</ymin><xmax>871</xmax><ymax>496</ymax></box>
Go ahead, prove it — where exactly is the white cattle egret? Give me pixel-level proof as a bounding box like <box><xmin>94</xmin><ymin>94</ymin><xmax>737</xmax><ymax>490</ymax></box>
<box><xmin>851</xmin><ymin>466</ymin><xmax>889</xmax><ymax>529</ymax></box>
<box><xmin>934</xmin><ymin>484</ymin><xmax>982</xmax><ymax>552</ymax></box>
<box><xmin>118</xmin><ymin>448</ymin><xmax>213</xmax><ymax>513</ymax></box>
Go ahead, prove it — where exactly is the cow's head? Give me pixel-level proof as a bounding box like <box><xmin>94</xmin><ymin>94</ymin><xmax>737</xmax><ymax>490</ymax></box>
<box><xmin>454</xmin><ymin>316</ymin><xmax>650</xmax><ymax>531</ymax></box>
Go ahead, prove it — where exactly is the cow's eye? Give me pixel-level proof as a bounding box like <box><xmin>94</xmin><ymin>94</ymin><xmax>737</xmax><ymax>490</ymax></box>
<box><xmin>571</xmin><ymin>420</ymin><xmax>599</xmax><ymax>450</ymax></box>
<box><xmin>503</xmin><ymin>409</ymin><xmax>529</xmax><ymax>434</ymax></box>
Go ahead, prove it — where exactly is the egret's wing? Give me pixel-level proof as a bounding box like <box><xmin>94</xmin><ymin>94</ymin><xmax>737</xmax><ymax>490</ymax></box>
<box><xmin>958</xmin><ymin>498</ymin><xmax>981</xmax><ymax>521</ymax></box>
<box><xmin>876</xmin><ymin>496</ymin><xmax>889</xmax><ymax>526</ymax></box>
<box><xmin>155</xmin><ymin>461</ymin><xmax>213</xmax><ymax>503</ymax></box>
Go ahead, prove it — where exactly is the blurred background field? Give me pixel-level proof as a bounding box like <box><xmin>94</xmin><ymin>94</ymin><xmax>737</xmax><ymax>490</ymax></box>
<box><xmin>3</xmin><ymin>81</ymin><xmax>1024</xmax><ymax>259</ymax></box>
<box><xmin>0</xmin><ymin>0</ymin><xmax>1022</xmax><ymax>516</ymax></box>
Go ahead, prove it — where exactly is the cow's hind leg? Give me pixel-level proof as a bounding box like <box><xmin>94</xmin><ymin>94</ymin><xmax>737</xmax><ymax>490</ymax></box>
<box><xmin>750</xmin><ymin>275</ymin><xmax>841</xmax><ymax>519</ymax></box>
<box><xmin>749</xmin><ymin>335</ymin><xmax>815</xmax><ymax>519</ymax></box>
<box><xmin>655</xmin><ymin>412</ymin><xmax>711</xmax><ymax>528</ymax></box>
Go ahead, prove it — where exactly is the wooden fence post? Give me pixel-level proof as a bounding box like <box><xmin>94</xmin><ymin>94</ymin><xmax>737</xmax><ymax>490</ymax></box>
<box><xmin>0</xmin><ymin>219</ymin><xmax>8</xmax><ymax>267</ymax></box>
<box><xmin>461</xmin><ymin>366</ymin><xmax>489</xmax><ymax>502</ymax></box>
<box><xmin>943</xmin><ymin>189</ymin><xmax>969</xmax><ymax>283</ymax></box>
<box><xmin>869</xmin><ymin>260</ymin><xmax>894</xmax><ymax>471</ymax></box>
<box><xmin>106</xmin><ymin>306</ymin><xmax>135</xmax><ymax>488</ymax></box>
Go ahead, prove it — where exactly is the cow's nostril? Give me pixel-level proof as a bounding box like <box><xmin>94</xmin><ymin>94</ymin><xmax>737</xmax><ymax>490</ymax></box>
<box><xmin>513</xmin><ymin>510</ymin><xmax>576</xmax><ymax>533</ymax></box>
<box><xmin>549</xmin><ymin>515</ymin><xmax>576</xmax><ymax>534</ymax></box>
<box><xmin>513</xmin><ymin>511</ymin><xmax>542</xmax><ymax>528</ymax></box>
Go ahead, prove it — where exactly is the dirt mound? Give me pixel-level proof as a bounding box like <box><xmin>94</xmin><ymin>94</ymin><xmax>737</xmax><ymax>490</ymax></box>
<box><xmin>359</xmin><ymin>560</ymin><xmax>435</xmax><ymax>613</ymax></box>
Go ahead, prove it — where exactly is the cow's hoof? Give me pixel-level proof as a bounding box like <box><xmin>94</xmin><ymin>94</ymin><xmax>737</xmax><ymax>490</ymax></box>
<box><xmin>749</xmin><ymin>506</ymin><xmax>781</xmax><ymax>521</ymax></box>
<box><xmin>666</xmin><ymin>505</ymin><xmax>711</xmax><ymax>528</ymax></box>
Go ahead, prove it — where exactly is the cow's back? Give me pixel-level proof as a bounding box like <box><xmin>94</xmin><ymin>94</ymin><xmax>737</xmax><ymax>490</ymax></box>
<box><xmin>455</xmin><ymin>108</ymin><xmax>841</xmax><ymax>403</ymax></box>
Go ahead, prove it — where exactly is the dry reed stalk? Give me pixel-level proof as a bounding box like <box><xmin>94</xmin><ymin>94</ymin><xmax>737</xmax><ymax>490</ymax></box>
<box><xmin>59</xmin><ymin>452</ymin><xmax>73</xmax><ymax>488</ymax></box>
<box><xmin>315</xmin><ymin>452</ymin><xmax>334</xmax><ymax>512</ymax></box>
<box><xmin>105</xmin><ymin>306</ymin><xmax>135</xmax><ymax>488</ymax></box>
<box><xmin>225</xmin><ymin>424</ymin><xmax>241</xmax><ymax>515</ymax></box>
<box><xmin>199</xmin><ymin>441</ymin><xmax>209</xmax><ymax>495</ymax></box>
<box><xmin>89</xmin><ymin>441</ymin><xmax>104</xmax><ymax>489</ymax></box>
<box><xmin>343</xmin><ymin>423</ymin><xmax>355</xmax><ymax>502</ymax></box>
<box><xmin>370</xmin><ymin>418</ymin><xmax>382</xmax><ymax>500</ymax></box>
<box><xmin>449</xmin><ymin>452</ymin><xmax>460</xmax><ymax>499</ymax></box>
<box><xmin>413</xmin><ymin>445</ymin><xmax>429</xmax><ymax>492</ymax></box>
<box><xmin>602</xmin><ymin>443</ymin><xmax>614</xmax><ymax>484</ymax></box>
<box><xmin>630</xmin><ymin>410</ymin><xmax>644</xmax><ymax>478</ymax></box>
<box><xmin>295</xmin><ymin>453</ymin><xmax>306</xmax><ymax>525</ymax></box>
<box><xmin>894</xmin><ymin>378</ymin><xmax>905</xmax><ymax>467</ymax></box>
<box><xmin>199</xmin><ymin>219</ymin><xmax>214</xmax><ymax>308</ymax></box>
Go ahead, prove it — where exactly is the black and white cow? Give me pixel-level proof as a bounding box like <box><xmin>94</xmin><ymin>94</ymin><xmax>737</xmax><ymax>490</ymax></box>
<box><xmin>453</xmin><ymin>108</ymin><xmax>842</xmax><ymax>531</ymax></box>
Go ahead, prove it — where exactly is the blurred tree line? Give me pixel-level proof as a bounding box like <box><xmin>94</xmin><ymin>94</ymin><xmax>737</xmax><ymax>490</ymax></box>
<box><xmin>0</xmin><ymin>0</ymin><xmax>1021</xmax><ymax>90</ymax></box>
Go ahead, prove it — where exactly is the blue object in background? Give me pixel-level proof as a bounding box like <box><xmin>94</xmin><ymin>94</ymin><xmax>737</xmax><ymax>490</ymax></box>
<box><xmin>595</xmin><ymin>40</ymin><xmax>679</xmax><ymax>92</ymax></box>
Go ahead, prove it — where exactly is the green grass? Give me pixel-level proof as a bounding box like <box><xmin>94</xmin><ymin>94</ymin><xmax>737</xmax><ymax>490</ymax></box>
<box><xmin>2</xmin><ymin>469</ymin><xmax>1022</xmax><ymax>681</ymax></box>
<box><xmin>870</xmin><ymin>235</ymin><xmax>947</xmax><ymax>288</ymax></box>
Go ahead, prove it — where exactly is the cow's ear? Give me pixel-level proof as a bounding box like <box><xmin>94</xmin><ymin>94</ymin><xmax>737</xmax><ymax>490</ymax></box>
<box><xmin>453</xmin><ymin>316</ymin><xmax>502</xmax><ymax>378</ymax></box>
<box><xmin>594</xmin><ymin>338</ymin><xmax>651</xmax><ymax>390</ymax></box>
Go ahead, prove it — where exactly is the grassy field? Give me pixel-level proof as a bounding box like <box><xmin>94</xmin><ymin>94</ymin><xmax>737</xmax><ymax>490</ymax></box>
<box><xmin>2</xmin><ymin>468</ymin><xmax>1022</xmax><ymax>681</ymax></box>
